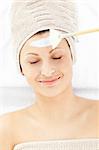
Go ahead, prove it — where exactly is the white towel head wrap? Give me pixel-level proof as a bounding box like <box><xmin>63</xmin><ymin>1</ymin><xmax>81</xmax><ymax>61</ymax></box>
<box><xmin>10</xmin><ymin>0</ymin><xmax>78</xmax><ymax>75</ymax></box>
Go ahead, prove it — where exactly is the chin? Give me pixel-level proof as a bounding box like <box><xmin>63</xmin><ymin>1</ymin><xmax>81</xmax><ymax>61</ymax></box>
<box><xmin>30</xmin><ymin>75</ymin><xmax>72</xmax><ymax>97</ymax></box>
<box><xmin>34</xmin><ymin>84</ymin><xmax>70</xmax><ymax>98</ymax></box>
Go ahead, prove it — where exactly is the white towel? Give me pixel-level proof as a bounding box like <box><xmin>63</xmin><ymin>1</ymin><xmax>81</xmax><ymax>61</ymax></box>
<box><xmin>13</xmin><ymin>138</ymin><xmax>99</xmax><ymax>150</ymax></box>
<box><xmin>10</xmin><ymin>0</ymin><xmax>78</xmax><ymax>74</ymax></box>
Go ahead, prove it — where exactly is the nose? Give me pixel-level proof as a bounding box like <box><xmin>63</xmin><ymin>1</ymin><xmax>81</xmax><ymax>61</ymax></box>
<box><xmin>40</xmin><ymin>62</ymin><xmax>55</xmax><ymax>77</ymax></box>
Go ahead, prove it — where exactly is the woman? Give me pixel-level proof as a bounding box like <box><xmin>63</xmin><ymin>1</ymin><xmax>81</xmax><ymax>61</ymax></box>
<box><xmin>0</xmin><ymin>0</ymin><xmax>99</xmax><ymax>149</ymax></box>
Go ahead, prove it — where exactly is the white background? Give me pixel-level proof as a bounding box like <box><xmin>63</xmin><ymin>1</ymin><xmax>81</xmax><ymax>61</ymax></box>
<box><xmin>0</xmin><ymin>0</ymin><xmax>99</xmax><ymax>115</ymax></box>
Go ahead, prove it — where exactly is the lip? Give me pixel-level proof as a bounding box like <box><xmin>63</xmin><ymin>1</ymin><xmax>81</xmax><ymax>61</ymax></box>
<box><xmin>38</xmin><ymin>76</ymin><xmax>62</xmax><ymax>86</ymax></box>
<box><xmin>39</xmin><ymin>77</ymin><xmax>61</xmax><ymax>82</ymax></box>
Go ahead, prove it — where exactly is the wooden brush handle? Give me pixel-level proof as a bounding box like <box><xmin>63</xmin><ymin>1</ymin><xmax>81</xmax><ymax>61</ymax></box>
<box><xmin>74</xmin><ymin>28</ymin><xmax>99</xmax><ymax>36</ymax></box>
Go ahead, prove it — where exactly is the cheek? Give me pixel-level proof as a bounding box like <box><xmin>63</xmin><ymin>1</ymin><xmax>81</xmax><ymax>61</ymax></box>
<box><xmin>59</xmin><ymin>57</ymin><xmax>73</xmax><ymax>82</ymax></box>
<box><xmin>21</xmin><ymin>61</ymin><xmax>37</xmax><ymax>75</ymax></box>
<box><xmin>57</xmin><ymin>55</ymin><xmax>72</xmax><ymax>70</ymax></box>
<box><xmin>60</xmin><ymin>57</ymin><xmax>73</xmax><ymax>83</ymax></box>
<box><xmin>25</xmin><ymin>70</ymin><xmax>38</xmax><ymax>81</ymax></box>
<box><xmin>21</xmin><ymin>54</ymin><xmax>72</xmax><ymax>77</ymax></box>
<box><xmin>21</xmin><ymin>64</ymin><xmax>38</xmax><ymax>84</ymax></box>
<box><xmin>24</xmin><ymin>70</ymin><xmax>38</xmax><ymax>88</ymax></box>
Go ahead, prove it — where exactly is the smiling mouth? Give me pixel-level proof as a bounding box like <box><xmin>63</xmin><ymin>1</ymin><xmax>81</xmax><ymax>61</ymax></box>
<box><xmin>38</xmin><ymin>76</ymin><xmax>62</xmax><ymax>87</ymax></box>
<box><xmin>39</xmin><ymin>77</ymin><xmax>61</xmax><ymax>83</ymax></box>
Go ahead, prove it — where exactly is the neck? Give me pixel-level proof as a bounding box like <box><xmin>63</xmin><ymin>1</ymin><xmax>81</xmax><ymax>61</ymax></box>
<box><xmin>33</xmin><ymin>86</ymin><xmax>78</xmax><ymax>125</ymax></box>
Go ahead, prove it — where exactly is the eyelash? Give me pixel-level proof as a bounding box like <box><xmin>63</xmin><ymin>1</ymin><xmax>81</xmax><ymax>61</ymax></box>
<box><xmin>29</xmin><ymin>56</ymin><xmax>62</xmax><ymax>64</ymax></box>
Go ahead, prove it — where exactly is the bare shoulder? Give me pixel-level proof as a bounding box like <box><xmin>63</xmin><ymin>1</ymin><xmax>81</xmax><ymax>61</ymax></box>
<box><xmin>76</xmin><ymin>96</ymin><xmax>99</xmax><ymax>137</ymax></box>
<box><xmin>0</xmin><ymin>111</ymin><xmax>15</xmax><ymax>136</ymax></box>
<box><xmin>0</xmin><ymin>106</ymin><xmax>31</xmax><ymax>130</ymax></box>
<box><xmin>0</xmin><ymin>112</ymin><xmax>16</xmax><ymax>149</ymax></box>
<box><xmin>75</xmin><ymin>96</ymin><xmax>99</xmax><ymax>120</ymax></box>
<box><xmin>76</xmin><ymin>95</ymin><xmax>99</xmax><ymax>107</ymax></box>
<box><xmin>0</xmin><ymin>107</ymin><xmax>30</xmax><ymax>150</ymax></box>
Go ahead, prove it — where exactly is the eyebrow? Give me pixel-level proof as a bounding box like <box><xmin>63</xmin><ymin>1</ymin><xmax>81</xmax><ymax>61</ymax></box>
<box><xmin>26</xmin><ymin>48</ymin><xmax>58</xmax><ymax>56</ymax></box>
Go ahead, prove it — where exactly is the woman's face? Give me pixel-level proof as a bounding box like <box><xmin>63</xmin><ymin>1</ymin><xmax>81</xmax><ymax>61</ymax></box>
<box><xmin>20</xmin><ymin>32</ymin><xmax>73</xmax><ymax>97</ymax></box>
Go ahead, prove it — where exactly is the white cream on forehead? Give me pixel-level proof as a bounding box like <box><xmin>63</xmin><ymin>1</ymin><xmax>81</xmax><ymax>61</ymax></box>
<box><xmin>30</xmin><ymin>29</ymin><xmax>63</xmax><ymax>49</ymax></box>
<box><xmin>30</xmin><ymin>37</ymin><xmax>52</xmax><ymax>47</ymax></box>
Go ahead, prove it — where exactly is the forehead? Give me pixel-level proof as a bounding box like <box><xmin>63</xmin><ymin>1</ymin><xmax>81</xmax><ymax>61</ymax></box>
<box><xmin>25</xmin><ymin>31</ymin><xmax>51</xmax><ymax>47</ymax></box>
<box><xmin>21</xmin><ymin>31</ymin><xmax>69</xmax><ymax>54</ymax></box>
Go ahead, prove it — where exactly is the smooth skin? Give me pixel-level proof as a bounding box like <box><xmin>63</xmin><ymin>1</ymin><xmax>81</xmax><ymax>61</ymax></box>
<box><xmin>0</xmin><ymin>31</ymin><xmax>99</xmax><ymax>150</ymax></box>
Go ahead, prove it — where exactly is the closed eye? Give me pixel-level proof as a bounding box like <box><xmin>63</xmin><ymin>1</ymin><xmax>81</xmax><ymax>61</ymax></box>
<box><xmin>53</xmin><ymin>56</ymin><xmax>62</xmax><ymax>59</ymax></box>
<box><xmin>29</xmin><ymin>57</ymin><xmax>62</xmax><ymax>64</ymax></box>
<box><xmin>29</xmin><ymin>61</ymin><xmax>39</xmax><ymax>64</ymax></box>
